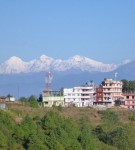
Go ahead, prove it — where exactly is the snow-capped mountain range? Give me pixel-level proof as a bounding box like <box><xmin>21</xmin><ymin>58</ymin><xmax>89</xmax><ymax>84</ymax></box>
<box><xmin>0</xmin><ymin>55</ymin><xmax>134</xmax><ymax>97</ymax></box>
<box><xmin>0</xmin><ymin>55</ymin><xmax>120</xmax><ymax>74</ymax></box>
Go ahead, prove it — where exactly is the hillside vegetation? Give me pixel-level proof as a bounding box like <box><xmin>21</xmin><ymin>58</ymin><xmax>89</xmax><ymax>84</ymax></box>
<box><xmin>1</xmin><ymin>104</ymin><xmax>135</xmax><ymax>150</ymax></box>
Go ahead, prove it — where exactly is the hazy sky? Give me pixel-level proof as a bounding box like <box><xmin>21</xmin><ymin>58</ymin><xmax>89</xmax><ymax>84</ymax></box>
<box><xmin>0</xmin><ymin>0</ymin><xmax>135</xmax><ymax>63</ymax></box>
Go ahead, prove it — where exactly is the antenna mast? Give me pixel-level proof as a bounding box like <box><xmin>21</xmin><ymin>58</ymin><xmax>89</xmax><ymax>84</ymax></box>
<box><xmin>45</xmin><ymin>71</ymin><xmax>52</xmax><ymax>91</ymax></box>
<box><xmin>114</xmin><ymin>72</ymin><xmax>118</xmax><ymax>80</ymax></box>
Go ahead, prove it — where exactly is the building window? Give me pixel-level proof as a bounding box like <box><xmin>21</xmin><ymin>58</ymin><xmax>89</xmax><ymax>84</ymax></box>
<box><xmin>127</xmin><ymin>96</ymin><xmax>129</xmax><ymax>99</ymax></box>
<box><xmin>132</xmin><ymin>96</ymin><xmax>134</xmax><ymax>99</ymax></box>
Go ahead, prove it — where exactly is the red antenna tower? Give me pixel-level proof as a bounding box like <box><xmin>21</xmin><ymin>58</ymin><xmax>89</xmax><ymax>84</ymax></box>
<box><xmin>45</xmin><ymin>71</ymin><xmax>52</xmax><ymax>91</ymax></box>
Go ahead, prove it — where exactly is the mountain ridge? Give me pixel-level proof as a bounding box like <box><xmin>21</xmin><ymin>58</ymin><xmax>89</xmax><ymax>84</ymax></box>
<box><xmin>0</xmin><ymin>55</ymin><xmax>119</xmax><ymax>74</ymax></box>
<box><xmin>0</xmin><ymin>55</ymin><xmax>134</xmax><ymax>97</ymax></box>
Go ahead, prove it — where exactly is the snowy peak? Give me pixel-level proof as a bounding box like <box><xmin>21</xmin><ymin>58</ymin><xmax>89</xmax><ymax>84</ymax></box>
<box><xmin>30</xmin><ymin>55</ymin><xmax>54</xmax><ymax>72</ymax></box>
<box><xmin>6</xmin><ymin>56</ymin><xmax>23</xmax><ymax>62</ymax></box>
<box><xmin>0</xmin><ymin>56</ymin><xmax>29</xmax><ymax>74</ymax></box>
<box><xmin>39</xmin><ymin>55</ymin><xmax>54</xmax><ymax>62</ymax></box>
<box><xmin>0</xmin><ymin>55</ymin><xmax>119</xmax><ymax>74</ymax></box>
<box><xmin>53</xmin><ymin>55</ymin><xmax>117</xmax><ymax>72</ymax></box>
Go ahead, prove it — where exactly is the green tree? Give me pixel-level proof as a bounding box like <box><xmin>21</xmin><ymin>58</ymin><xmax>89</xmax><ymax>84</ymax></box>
<box><xmin>20</xmin><ymin>116</ymin><xmax>37</xmax><ymax>138</ymax></box>
<box><xmin>122</xmin><ymin>79</ymin><xmax>135</xmax><ymax>93</ymax></box>
<box><xmin>27</xmin><ymin>134</ymin><xmax>48</xmax><ymax>150</ymax></box>
<box><xmin>78</xmin><ymin>120</ymin><xmax>98</xmax><ymax>150</ymax></box>
<box><xmin>109</xmin><ymin>126</ymin><xmax>129</xmax><ymax>150</ymax></box>
<box><xmin>41</xmin><ymin>111</ymin><xmax>82</xmax><ymax>150</ymax></box>
<box><xmin>60</xmin><ymin>87</ymin><xmax>64</xmax><ymax>96</ymax></box>
<box><xmin>98</xmin><ymin>110</ymin><xmax>119</xmax><ymax>131</ymax></box>
<box><xmin>19</xmin><ymin>97</ymin><xmax>28</xmax><ymax>105</ymax></box>
<box><xmin>37</xmin><ymin>94</ymin><xmax>42</xmax><ymax>102</ymax></box>
<box><xmin>28</xmin><ymin>95</ymin><xmax>39</xmax><ymax>108</ymax></box>
<box><xmin>129</xmin><ymin>112</ymin><xmax>135</xmax><ymax>121</ymax></box>
<box><xmin>121</xmin><ymin>79</ymin><xmax>129</xmax><ymax>93</ymax></box>
<box><xmin>0</xmin><ymin>131</ymin><xmax>8</xmax><ymax>148</ymax></box>
<box><xmin>7</xmin><ymin>94</ymin><xmax>12</xmax><ymax>98</ymax></box>
<box><xmin>129</xmin><ymin>81</ymin><xmax>135</xmax><ymax>93</ymax></box>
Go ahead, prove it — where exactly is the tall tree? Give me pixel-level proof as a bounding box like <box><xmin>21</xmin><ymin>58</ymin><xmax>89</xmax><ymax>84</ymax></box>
<box><xmin>121</xmin><ymin>79</ymin><xmax>129</xmax><ymax>93</ymax></box>
<box><xmin>28</xmin><ymin>95</ymin><xmax>39</xmax><ymax>108</ymax></box>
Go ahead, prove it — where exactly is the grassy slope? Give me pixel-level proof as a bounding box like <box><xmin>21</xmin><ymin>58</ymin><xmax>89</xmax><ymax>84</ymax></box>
<box><xmin>7</xmin><ymin>103</ymin><xmax>134</xmax><ymax>126</ymax></box>
<box><xmin>3</xmin><ymin>103</ymin><xmax>135</xmax><ymax>150</ymax></box>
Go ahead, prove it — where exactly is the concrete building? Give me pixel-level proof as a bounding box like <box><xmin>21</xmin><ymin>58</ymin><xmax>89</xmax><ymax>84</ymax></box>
<box><xmin>0</xmin><ymin>96</ymin><xmax>6</xmax><ymax>102</ymax></box>
<box><xmin>6</xmin><ymin>96</ymin><xmax>15</xmax><ymax>102</ymax></box>
<box><xmin>0</xmin><ymin>104</ymin><xmax>7</xmax><ymax>110</ymax></box>
<box><xmin>94</xmin><ymin>87</ymin><xmax>106</xmax><ymax>105</ymax></box>
<box><xmin>42</xmin><ymin>90</ymin><xmax>64</xmax><ymax>107</ymax></box>
<box><xmin>94</xmin><ymin>78</ymin><xmax>123</xmax><ymax>106</ymax></box>
<box><xmin>63</xmin><ymin>82</ymin><xmax>95</xmax><ymax>107</ymax></box>
<box><xmin>102</xmin><ymin>78</ymin><xmax>123</xmax><ymax>104</ymax></box>
<box><xmin>123</xmin><ymin>93</ymin><xmax>135</xmax><ymax>110</ymax></box>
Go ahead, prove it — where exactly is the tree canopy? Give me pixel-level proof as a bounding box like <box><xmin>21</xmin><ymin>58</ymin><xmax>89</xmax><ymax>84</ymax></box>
<box><xmin>1</xmin><ymin>108</ymin><xmax>135</xmax><ymax>149</ymax></box>
<box><xmin>122</xmin><ymin>79</ymin><xmax>135</xmax><ymax>93</ymax></box>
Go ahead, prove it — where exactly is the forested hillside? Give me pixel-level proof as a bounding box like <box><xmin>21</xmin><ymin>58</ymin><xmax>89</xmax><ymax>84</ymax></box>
<box><xmin>1</xmin><ymin>105</ymin><xmax>135</xmax><ymax>150</ymax></box>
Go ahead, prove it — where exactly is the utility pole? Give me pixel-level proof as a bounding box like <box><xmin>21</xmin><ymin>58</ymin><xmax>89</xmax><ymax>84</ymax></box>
<box><xmin>17</xmin><ymin>85</ymin><xmax>20</xmax><ymax>100</ymax></box>
<box><xmin>115</xmin><ymin>72</ymin><xmax>118</xmax><ymax>81</ymax></box>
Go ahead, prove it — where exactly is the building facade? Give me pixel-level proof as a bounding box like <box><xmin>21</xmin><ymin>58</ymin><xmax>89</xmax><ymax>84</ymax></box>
<box><xmin>123</xmin><ymin>93</ymin><xmax>135</xmax><ymax>110</ymax></box>
<box><xmin>64</xmin><ymin>82</ymin><xmax>95</xmax><ymax>107</ymax></box>
<box><xmin>6</xmin><ymin>96</ymin><xmax>15</xmax><ymax>102</ymax></box>
<box><xmin>102</xmin><ymin>79</ymin><xmax>123</xmax><ymax>104</ymax></box>
<box><xmin>94</xmin><ymin>78</ymin><xmax>123</xmax><ymax>106</ymax></box>
<box><xmin>42</xmin><ymin>90</ymin><xmax>64</xmax><ymax>107</ymax></box>
<box><xmin>41</xmin><ymin>78</ymin><xmax>125</xmax><ymax>108</ymax></box>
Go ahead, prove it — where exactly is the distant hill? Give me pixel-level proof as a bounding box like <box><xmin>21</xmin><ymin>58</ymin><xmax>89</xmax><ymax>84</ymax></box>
<box><xmin>0</xmin><ymin>71</ymin><xmax>110</xmax><ymax>97</ymax></box>
<box><xmin>114</xmin><ymin>60</ymin><xmax>135</xmax><ymax>80</ymax></box>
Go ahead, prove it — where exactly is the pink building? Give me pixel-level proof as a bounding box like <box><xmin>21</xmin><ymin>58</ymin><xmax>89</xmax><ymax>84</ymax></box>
<box><xmin>94</xmin><ymin>78</ymin><xmax>123</xmax><ymax>106</ymax></box>
<box><xmin>123</xmin><ymin>93</ymin><xmax>135</xmax><ymax>110</ymax></box>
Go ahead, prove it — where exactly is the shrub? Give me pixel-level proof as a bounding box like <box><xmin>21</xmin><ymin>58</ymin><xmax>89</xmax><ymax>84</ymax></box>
<box><xmin>28</xmin><ymin>95</ymin><xmax>39</xmax><ymax>108</ymax></box>
<box><xmin>129</xmin><ymin>113</ymin><xmax>135</xmax><ymax>121</ymax></box>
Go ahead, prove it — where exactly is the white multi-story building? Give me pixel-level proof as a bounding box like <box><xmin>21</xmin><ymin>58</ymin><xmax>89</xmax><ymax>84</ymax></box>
<box><xmin>64</xmin><ymin>82</ymin><xmax>95</xmax><ymax>107</ymax></box>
